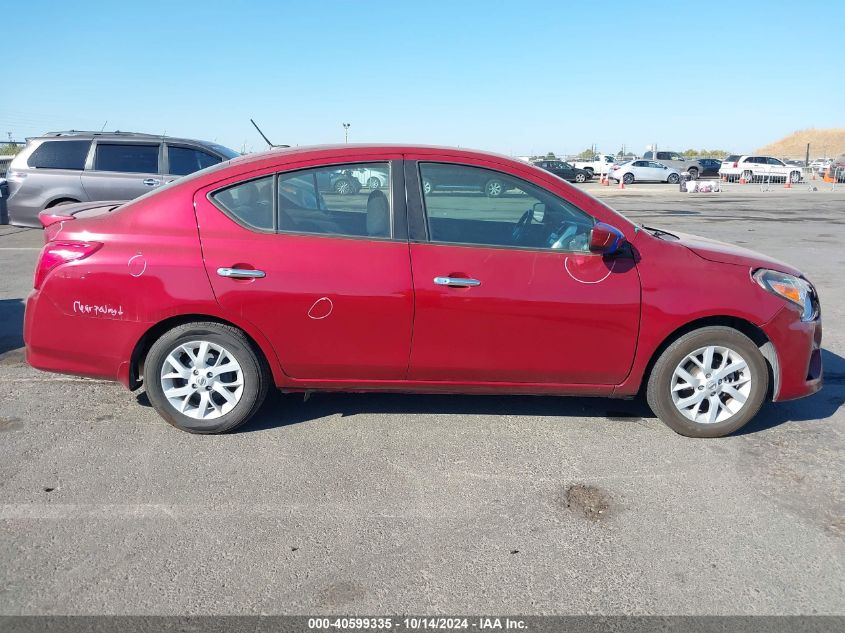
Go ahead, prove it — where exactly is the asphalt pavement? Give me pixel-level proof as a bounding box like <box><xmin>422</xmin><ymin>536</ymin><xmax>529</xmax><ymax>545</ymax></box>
<box><xmin>0</xmin><ymin>185</ymin><xmax>843</xmax><ymax>615</ymax></box>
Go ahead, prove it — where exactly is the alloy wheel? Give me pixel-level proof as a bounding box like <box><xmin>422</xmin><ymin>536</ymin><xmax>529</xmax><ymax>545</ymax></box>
<box><xmin>160</xmin><ymin>340</ymin><xmax>244</xmax><ymax>420</ymax></box>
<box><xmin>670</xmin><ymin>345</ymin><xmax>751</xmax><ymax>424</ymax></box>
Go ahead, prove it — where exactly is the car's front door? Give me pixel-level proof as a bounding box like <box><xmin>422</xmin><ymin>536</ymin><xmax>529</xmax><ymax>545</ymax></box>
<box><xmin>193</xmin><ymin>158</ymin><xmax>414</xmax><ymax>380</ymax></box>
<box><xmin>405</xmin><ymin>159</ymin><xmax>641</xmax><ymax>386</ymax></box>
<box><xmin>81</xmin><ymin>141</ymin><xmax>164</xmax><ymax>200</ymax></box>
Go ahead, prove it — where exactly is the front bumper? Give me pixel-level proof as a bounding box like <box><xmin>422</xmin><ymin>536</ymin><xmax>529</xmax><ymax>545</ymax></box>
<box><xmin>761</xmin><ymin>306</ymin><xmax>823</xmax><ymax>401</ymax></box>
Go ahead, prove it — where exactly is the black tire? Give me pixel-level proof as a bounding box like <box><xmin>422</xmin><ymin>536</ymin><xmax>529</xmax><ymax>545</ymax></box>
<box><xmin>143</xmin><ymin>322</ymin><xmax>270</xmax><ymax>434</ymax></box>
<box><xmin>584</xmin><ymin>168</ymin><xmax>594</xmax><ymax>177</ymax></box>
<box><xmin>742</xmin><ymin>170</ymin><xmax>753</xmax><ymax>183</ymax></box>
<box><xmin>622</xmin><ymin>173</ymin><xmax>635</xmax><ymax>185</ymax></box>
<box><xmin>422</xmin><ymin>178</ymin><xmax>433</xmax><ymax>195</ymax></box>
<box><xmin>484</xmin><ymin>178</ymin><xmax>505</xmax><ymax>197</ymax></box>
<box><xmin>667</xmin><ymin>173</ymin><xmax>680</xmax><ymax>184</ymax></box>
<box><xmin>789</xmin><ymin>170</ymin><xmax>801</xmax><ymax>184</ymax></box>
<box><xmin>646</xmin><ymin>326</ymin><xmax>769</xmax><ymax>438</ymax></box>
<box><xmin>366</xmin><ymin>176</ymin><xmax>381</xmax><ymax>190</ymax></box>
<box><xmin>574</xmin><ymin>172</ymin><xmax>587</xmax><ymax>183</ymax></box>
<box><xmin>687</xmin><ymin>167</ymin><xmax>699</xmax><ymax>180</ymax></box>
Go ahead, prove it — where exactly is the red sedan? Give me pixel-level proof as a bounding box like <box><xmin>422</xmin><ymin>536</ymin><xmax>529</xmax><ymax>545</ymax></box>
<box><xmin>24</xmin><ymin>145</ymin><xmax>822</xmax><ymax>437</ymax></box>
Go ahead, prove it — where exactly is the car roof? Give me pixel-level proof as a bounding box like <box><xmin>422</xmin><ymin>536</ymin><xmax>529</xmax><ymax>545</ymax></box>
<box><xmin>32</xmin><ymin>130</ymin><xmax>225</xmax><ymax>149</ymax></box>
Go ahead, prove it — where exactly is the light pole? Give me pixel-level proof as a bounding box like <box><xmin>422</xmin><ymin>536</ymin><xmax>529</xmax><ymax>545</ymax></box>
<box><xmin>342</xmin><ymin>123</ymin><xmax>351</xmax><ymax>143</ymax></box>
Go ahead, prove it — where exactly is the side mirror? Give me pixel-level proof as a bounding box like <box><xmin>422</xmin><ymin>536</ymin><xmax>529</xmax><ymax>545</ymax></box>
<box><xmin>589</xmin><ymin>222</ymin><xmax>625</xmax><ymax>255</ymax></box>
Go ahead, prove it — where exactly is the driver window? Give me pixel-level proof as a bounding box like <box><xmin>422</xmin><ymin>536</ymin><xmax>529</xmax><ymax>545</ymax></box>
<box><xmin>419</xmin><ymin>163</ymin><xmax>594</xmax><ymax>252</ymax></box>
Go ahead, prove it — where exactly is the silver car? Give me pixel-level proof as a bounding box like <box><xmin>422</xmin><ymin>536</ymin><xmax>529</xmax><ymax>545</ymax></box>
<box><xmin>5</xmin><ymin>131</ymin><xmax>239</xmax><ymax>227</ymax></box>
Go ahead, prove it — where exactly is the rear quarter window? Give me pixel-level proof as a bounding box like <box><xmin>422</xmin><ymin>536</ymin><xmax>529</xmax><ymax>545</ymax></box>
<box><xmin>27</xmin><ymin>140</ymin><xmax>91</xmax><ymax>170</ymax></box>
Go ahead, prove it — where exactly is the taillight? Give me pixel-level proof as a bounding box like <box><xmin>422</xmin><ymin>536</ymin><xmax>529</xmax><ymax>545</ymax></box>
<box><xmin>34</xmin><ymin>241</ymin><xmax>102</xmax><ymax>290</ymax></box>
<box><xmin>732</xmin><ymin>161</ymin><xmax>739</xmax><ymax>168</ymax></box>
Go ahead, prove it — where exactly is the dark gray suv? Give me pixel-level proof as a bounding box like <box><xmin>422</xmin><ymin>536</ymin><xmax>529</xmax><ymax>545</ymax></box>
<box><xmin>5</xmin><ymin>131</ymin><xmax>239</xmax><ymax>227</ymax></box>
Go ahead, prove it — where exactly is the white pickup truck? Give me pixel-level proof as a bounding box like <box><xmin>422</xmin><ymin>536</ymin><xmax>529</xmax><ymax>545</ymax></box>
<box><xmin>571</xmin><ymin>154</ymin><xmax>617</xmax><ymax>177</ymax></box>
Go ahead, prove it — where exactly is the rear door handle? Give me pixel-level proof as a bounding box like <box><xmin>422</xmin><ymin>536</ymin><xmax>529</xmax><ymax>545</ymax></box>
<box><xmin>217</xmin><ymin>267</ymin><xmax>266</xmax><ymax>279</ymax></box>
<box><xmin>434</xmin><ymin>276</ymin><xmax>481</xmax><ymax>287</ymax></box>
<box><xmin>143</xmin><ymin>178</ymin><xmax>160</xmax><ymax>186</ymax></box>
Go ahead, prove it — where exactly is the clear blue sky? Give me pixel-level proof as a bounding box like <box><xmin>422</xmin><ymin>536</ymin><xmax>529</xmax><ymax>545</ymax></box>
<box><xmin>3</xmin><ymin>0</ymin><xmax>842</xmax><ymax>156</ymax></box>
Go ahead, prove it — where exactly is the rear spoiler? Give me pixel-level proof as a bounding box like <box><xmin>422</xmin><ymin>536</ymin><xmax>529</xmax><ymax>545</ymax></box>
<box><xmin>38</xmin><ymin>201</ymin><xmax>126</xmax><ymax>228</ymax></box>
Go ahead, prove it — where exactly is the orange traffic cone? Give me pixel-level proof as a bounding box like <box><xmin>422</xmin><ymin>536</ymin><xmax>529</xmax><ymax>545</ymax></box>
<box><xmin>618</xmin><ymin>177</ymin><xmax>625</xmax><ymax>189</ymax></box>
<box><xmin>720</xmin><ymin>174</ymin><xmax>727</xmax><ymax>182</ymax></box>
<box><xmin>739</xmin><ymin>176</ymin><xmax>747</xmax><ymax>184</ymax></box>
<box><xmin>784</xmin><ymin>174</ymin><xmax>792</xmax><ymax>188</ymax></box>
<box><xmin>600</xmin><ymin>174</ymin><xmax>609</xmax><ymax>186</ymax></box>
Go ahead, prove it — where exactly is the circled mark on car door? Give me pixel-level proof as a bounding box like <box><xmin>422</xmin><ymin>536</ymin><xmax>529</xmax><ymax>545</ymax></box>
<box><xmin>308</xmin><ymin>297</ymin><xmax>333</xmax><ymax>320</ymax></box>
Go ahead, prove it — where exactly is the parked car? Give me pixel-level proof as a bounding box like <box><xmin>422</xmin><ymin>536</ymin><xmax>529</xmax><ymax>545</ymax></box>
<box><xmin>571</xmin><ymin>154</ymin><xmax>616</xmax><ymax>177</ymax></box>
<box><xmin>718</xmin><ymin>155</ymin><xmax>803</xmax><ymax>184</ymax></box>
<box><xmin>25</xmin><ymin>144</ymin><xmax>822</xmax><ymax>438</ymax></box>
<box><xmin>422</xmin><ymin>165</ymin><xmax>513</xmax><ymax>197</ymax></box>
<box><xmin>4</xmin><ymin>130</ymin><xmax>240</xmax><ymax>227</ymax></box>
<box><xmin>824</xmin><ymin>154</ymin><xmax>845</xmax><ymax>182</ymax></box>
<box><xmin>609</xmin><ymin>160</ymin><xmax>682</xmax><ymax>184</ymax></box>
<box><xmin>532</xmin><ymin>159</ymin><xmax>592</xmax><ymax>183</ymax></box>
<box><xmin>809</xmin><ymin>158</ymin><xmax>832</xmax><ymax>173</ymax></box>
<box><xmin>641</xmin><ymin>151</ymin><xmax>706</xmax><ymax>180</ymax></box>
<box><xmin>350</xmin><ymin>167</ymin><xmax>389</xmax><ymax>190</ymax></box>
<box><xmin>697</xmin><ymin>158</ymin><xmax>722</xmax><ymax>177</ymax></box>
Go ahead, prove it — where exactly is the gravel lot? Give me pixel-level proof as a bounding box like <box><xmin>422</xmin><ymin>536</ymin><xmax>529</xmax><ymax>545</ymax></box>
<box><xmin>0</xmin><ymin>184</ymin><xmax>843</xmax><ymax>615</ymax></box>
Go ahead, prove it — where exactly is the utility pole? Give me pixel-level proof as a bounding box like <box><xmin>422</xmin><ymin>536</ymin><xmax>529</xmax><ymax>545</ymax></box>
<box><xmin>342</xmin><ymin>123</ymin><xmax>351</xmax><ymax>144</ymax></box>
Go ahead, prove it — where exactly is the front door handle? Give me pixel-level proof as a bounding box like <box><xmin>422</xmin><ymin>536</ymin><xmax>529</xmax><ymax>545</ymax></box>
<box><xmin>217</xmin><ymin>267</ymin><xmax>266</xmax><ymax>279</ymax></box>
<box><xmin>143</xmin><ymin>178</ymin><xmax>160</xmax><ymax>186</ymax></box>
<box><xmin>434</xmin><ymin>276</ymin><xmax>481</xmax><ymax>288</ymax></box>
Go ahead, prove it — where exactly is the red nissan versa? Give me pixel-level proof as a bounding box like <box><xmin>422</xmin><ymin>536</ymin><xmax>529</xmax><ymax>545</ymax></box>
<box><xmin>24</xmin><ymin>145</ymin><xmax>822</xmax><ymax>437</ymax></box>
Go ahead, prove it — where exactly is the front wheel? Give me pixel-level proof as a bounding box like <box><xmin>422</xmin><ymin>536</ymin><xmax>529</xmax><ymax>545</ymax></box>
<box><xmin>366</xmin><ymin>176</ymin><xmax>381</xmax><ymax>190</ymax></box>
<box><xmin>646</xmin><ymin>326</ymin><xmax>768</xmax><ymax>438</ymax></box>
<box><xmin>484</xmin><ymin>178</ymin><xmax>505</xmax><ymax>197</ymax></box>
<box><xmin>622</xmin><ymin>173</ymin><xmax>634</xmax><ymax>185</ymax></box>
<box><xmin>789</xmin><ymin>170</ymin><xmax>801</xmax><ymax>184</ymax></box>
<box><xmin>143</xmin><ymin>322</ymin><xmax>270</xmax><ymax>434</ymax></box>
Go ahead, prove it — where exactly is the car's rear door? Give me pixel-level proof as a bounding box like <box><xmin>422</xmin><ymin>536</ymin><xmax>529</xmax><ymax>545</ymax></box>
<box><xmin>163</xmin><ymin>143</ymin><xmax>224</xmax><ymax>182</ymax></box>
<box><xmin>81</xmin><ymin>140</ymin><xmax>164</xmax><ymax>200</ymax></box>
<box><xmin>193</xmin><ymin>155</ymin><xmax>413</xmax><ymax>380</ymax></box>
<box><xmin>404</xmin><ymin>157</ymin><xmax>641</xmax><ymax>386</ymax></box>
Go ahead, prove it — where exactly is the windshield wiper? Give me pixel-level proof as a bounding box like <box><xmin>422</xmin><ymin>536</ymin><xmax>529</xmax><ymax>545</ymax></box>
<box><xmin>641</xmin><ymin>225</ymin><xmax>679</xmax><ymax>240</ymax></box>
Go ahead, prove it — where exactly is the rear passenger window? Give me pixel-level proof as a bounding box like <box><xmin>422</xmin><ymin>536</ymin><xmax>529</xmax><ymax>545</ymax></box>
<box><xmin>211</xmin><ymin>176</ymin><xmax>274</xmax><ymax>231</ymax></box>
<box><xmin>27</xmin><ymin>141</ymin><xmax>90</xmax><ymax>170</ymax></box>
<box><xmin>168</xmin><ymin>146</ymin><xmax>221</xmax><ymax>176</ymax></box>
<box><xmin>95</xmin><ymin>143</ymin><xmax>159</xmax><ymax>173</ymax></box>
<box><xmin>277</xmin><ymin>163</ymin><xmax>391</xmax><ymax>238</ymax></box>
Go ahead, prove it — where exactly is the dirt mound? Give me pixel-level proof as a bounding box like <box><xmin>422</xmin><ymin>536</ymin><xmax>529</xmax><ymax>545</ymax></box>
<box><xmin>756</xmin><ymin>128</ymin><xmax>845</xmax><ymax>159</ymax></box>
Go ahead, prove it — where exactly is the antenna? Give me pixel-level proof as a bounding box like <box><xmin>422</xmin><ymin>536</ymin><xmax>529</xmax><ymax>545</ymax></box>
<box><xmin>100</xmin><ymin>120</ymin><xmax>108</xmax><ymax>132</ymax></box>
<box><xmin>250</xmin><ymin>118</ymin><xmax>289</xmax><ymax>148</ymax></box>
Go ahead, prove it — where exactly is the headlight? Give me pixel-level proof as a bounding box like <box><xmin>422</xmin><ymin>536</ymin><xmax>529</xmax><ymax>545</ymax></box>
<box><xmin>753</xmin><ymin>269</ymin><xmax>819</xmax><ymax>321</ymax></box>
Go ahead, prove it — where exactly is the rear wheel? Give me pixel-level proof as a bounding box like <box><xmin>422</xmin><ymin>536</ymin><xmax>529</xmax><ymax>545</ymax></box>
<box><xmin>366</xmin><ymin>176</ymin><xmax>381</xmax><ymax>190</ymax></box>
<box><xmin>574</xmin><ymin>172</ymin><xmax>587</xmax><ymax>183</ymax></box>
<box><xmin>789</xmin><ymin>170</ymin><xmax>801</xmax><ymax>184</ymax></box>
<box><xmin>667</xmin><ymin>173</ymin><xmax>680</xmax><ymax>184</ymax></box>
<box><xmin>143</xmin><ymin>322</ymin><xmax>270</xmax><ymax>434</ymax></box>
<box><xmin>422</xmin><ymin>178</ymin><xmax>433</xmax><ymax>195</ymax></box>
<box><xmin>742</xmin><ymin>170</ymin><xmax>754</xmax><ymax>183</ymax></box>
<box><xmin>687</xmin><ymin>167</ymin><xmax>699</xmax><ymax>180</ymax></box>
<box><xmin>646</xmin><ymin>326</ymin><xmax>768</xmax><ymax>438</ymax></box>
